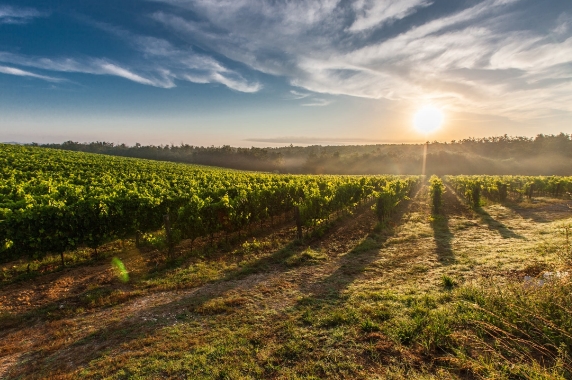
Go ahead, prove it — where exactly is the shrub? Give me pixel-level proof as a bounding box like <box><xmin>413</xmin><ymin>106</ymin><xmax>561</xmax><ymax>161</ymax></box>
<box><xmin>429</xmin><ymin>176</ymin><xmax>445</xmax><ymax>214</ymax></box>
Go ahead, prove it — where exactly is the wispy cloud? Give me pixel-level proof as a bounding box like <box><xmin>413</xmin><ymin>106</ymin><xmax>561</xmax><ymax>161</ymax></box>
<box><xmin>98</xmin><ymin>62</ymin><xmax>169</xmax><ymax>87</ymax></box>
<box><xmin>553</xmin><ymin>13</ymin><xmax>572</xmax><ymax>35</ymax></box>
<box><xmin>210</xmin><ymin>72</ymin><xmax>261</xmax><ymax>92</ymax></box>
<box><xmin>349</xmin><ymin>0</ymin><xmax>432</xmax><ymax>32</ymax></box>
<box><xmin>0</xmin><ymin>16</ymin><xmax>261</xmax><ymax>92</ymax></box>
<box><xmin>2</xmin><ymin>0</ymin><xmax>571</xmax><ymax>122</ymax></box>
<box><xmin>288</xmin><ymin>90</ymin><xmax>331</xmax><ymax>106</ymax></box>
<box><xmin>0</xmin><ymin>65</ymin><xmax>62</xmax><ymax>82</ymax></box>
<box><xmin>0</xmin><ymin>5</ymin><xmax>44</xmax><ymax>24</ymax></box>
<box><xmin>289</xmin><ymin>90</ymin><xmax>310</xmax><ymax>99</ymax></box>
<box><xmin>0</xmin><ymin>52</ymin><xmax>174</xmax><ymax>88</ymax></box>
<box><xmin>301</xmin><ymin>98</ymin><xmax>332</xmax><ymax>107</ymax></box>
<box><xmin>152</xmin><ymin>0</ymin><xmax>572</xmax><ymax>120</ymax></box>
<box><xmin>83</xmin><ymin>20</ymin><xmax>262</xmax><ymax>92</ymax></box>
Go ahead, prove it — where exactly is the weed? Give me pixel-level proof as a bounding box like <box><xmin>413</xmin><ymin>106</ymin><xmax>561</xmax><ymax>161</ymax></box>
<box><xmin>392</xmin><ymin>317</ymin><xmax>424</xmax><ymax>345</ymax></box>
<box><xmin>319</xmin><ymin>307</ymin><xmax>358</xmax><ymax>328</ymax></box>
<box><xmin>361</xmin><ymin>318</ymin><xmax>381</xmax><ymax>332</ymax></box>
<box><xmin>275</xmin><ymin>338</ymin><xmax>308</xmax><ymax>361</ymax></box>
<box><xmin>285</xmin><ymin>247</ymin><xmax>327</xmax><ymax>267</ymax></box>
<box><xmin>195</xmin><ymin>296</ymin><xmax>248</xmax><ymax>315</ymax></box>
<box><xmin>441</xmin><ymin>275</ymin><xmax>456</xmax><ymax>289</ymax></box>
<box><xmin>140</xmin><ymin>232</ymin><xmax>168</xmax><ymax>251</ymax></box>
<box><xmin>351</xmin><ymin>237</ymin><xmax>381</xmax><ymax>253</ymax></box>
<box><xmin>360</xmin><ymin>304</ymin><xmax>392</xmax><ymax>322</ymax></box>
<box><xmin>239</xmin><ymin>238</ymin><xmax>271</xmax><ymax>254</ymax></box>
<box><xmin>557</xmin><ymin>224</ymin><xmax>572</xmax><ymax>265</ymax></box>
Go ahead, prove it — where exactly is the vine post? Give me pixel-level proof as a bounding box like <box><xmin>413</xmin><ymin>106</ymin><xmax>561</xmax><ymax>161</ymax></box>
<box><xmin>163</xmin><ymin>214</ymin><xmax>174</xmax><ymax>258</ymax></box>
<box><xmin>294</xmin><ymin>206</ymin><xmax>303</xmax><ymax>240</ymax></box>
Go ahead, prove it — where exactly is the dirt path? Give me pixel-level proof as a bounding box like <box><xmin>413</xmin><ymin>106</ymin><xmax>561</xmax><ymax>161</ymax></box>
<box><xmin>2</xmin><ymin>184</ymin><xmax>572</xmax><ymax>378</ymax></box>
<box><xmin>0</xmin><ymin>199</ymin><xmax>381</xmax><ymax>378</ymax></box>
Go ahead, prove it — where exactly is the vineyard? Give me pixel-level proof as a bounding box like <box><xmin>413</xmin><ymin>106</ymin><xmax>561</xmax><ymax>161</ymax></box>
<box><xmin>1</xmin><ymin>145</ymin><xmax>572</xmax><ymax>379</ymax></box>
<box><xmin>0</xmin><ymin>144</ymin><xmax>418</xmax><ymax>265</ymax></box>
<box><xmin>445</xmin><ymin>175</ymin><xmax>572</xmax><ymax>209</ymax></box>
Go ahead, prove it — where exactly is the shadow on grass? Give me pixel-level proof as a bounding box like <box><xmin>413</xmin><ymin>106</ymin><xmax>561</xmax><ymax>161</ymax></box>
<box><xmin>296</xmin><ymin>186</ymin><xmax>423</xmax><ymax>302</ymax></box>
<box><xmin>0</xmin><ymin>248</ymin><xmax>117</xmax><ymax>288</ymax></box>
<box><xmin>300</xmin><ymin>235</ymin><xmax>386</xmax><ymax>301</ymax></box>
<box><xmin>0</xmin><ymin>241</ymin><xmax>306</xmax><ymax>376</ymax></box>
<box><xmin>0</xmin><ymin>217</ymin><xmax>327</xmax><ymax>332</ymax></box>
<box><xmin>501</xmin><ymin>199</ymin><xmax>572</xmax><ymax>224</ymax></box>
<box><xmin>477</xmin><ymin>208</ymin><xmax>525</xmax><ymax>239</ymax></box>
<box><xmin>0</xmin><ymin>204</ymin><xmax>381</xmax><ymax>376</ymax></box>
<box><xmin>444</xmin><ymin>183</ymin><xmax>524</xmax><ymax>239</ymax></box>
<box><xmin>430</xmin><ymin>215</ymin><xmax>455</xmax><ymax>265</ymax></box>
<box><xmin>143</xmin><ymin>212</ymin><xmax>298</xmax><ymax>279</ymax></box>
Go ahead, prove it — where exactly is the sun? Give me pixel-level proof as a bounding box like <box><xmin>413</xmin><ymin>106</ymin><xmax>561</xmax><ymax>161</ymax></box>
<box><xmin>413</xmin><ymin>105</ymin><xmax>444</xmax><ymax>134</ymax></box>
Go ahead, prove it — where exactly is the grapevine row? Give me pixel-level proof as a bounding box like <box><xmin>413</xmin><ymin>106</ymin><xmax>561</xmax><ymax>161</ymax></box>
<box><xmin>445</xmin><ymin>175</ymin><xmax>572</xmax><ymax>207</ymax></box>
<box><xmin>0</xmin><ymin>145</ymin><xmax>419</xmax><ymax>261</ymax></box>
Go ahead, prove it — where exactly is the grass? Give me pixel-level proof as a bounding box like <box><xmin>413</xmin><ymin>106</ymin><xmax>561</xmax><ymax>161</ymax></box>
<box><xmin>0</xmin><ymin>244</ymin><xmax>119</xmax><ymax>286</ymax></box>
<box><xmin>2</xmin><ymin>188</ymin><xmax>572</xmax><ymax>379</ymax></box>
<box><xmin>284</xmin><ymin>247</ymin><xmax>328</xmax><ymax>267</ymax></box>
<box><xmin>441</xmin><ymin>275</ymin><xmax>456</xmax><ymax>289</ymax></box>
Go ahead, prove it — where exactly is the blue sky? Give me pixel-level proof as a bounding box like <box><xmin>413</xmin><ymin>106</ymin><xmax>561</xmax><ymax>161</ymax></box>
<box><xmin>1</xmin><ymin>0</ymin><xmax>571</xmax><ymax>146</ymax></box>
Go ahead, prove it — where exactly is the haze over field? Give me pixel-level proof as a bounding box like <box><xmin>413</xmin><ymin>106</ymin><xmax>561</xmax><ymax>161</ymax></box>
<box><xmin>1</xmin><ymin>0</ymin><xmax>571</xmax><ymax>146</ymax></box>
<box><xmin>41</xmin><ymin>133</ymin><xmax>572</xmax><ymax>175</ymax></box>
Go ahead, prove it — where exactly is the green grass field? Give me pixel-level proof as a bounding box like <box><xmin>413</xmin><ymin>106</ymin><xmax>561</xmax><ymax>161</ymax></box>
<box><xmin>1</xmin><ymin>182</ymin><xmax>572</xmax><ymax>379</ymax></box>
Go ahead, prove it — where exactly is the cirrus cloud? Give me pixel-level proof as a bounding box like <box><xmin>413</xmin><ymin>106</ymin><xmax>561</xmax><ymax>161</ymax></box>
<box><xmin>0</xmin><ymin>65</ymin><xmax>63</xmax><ymax>82</ymax></box>
<box><xmin>152</xmin><ymin>0</ymin><xmax>572</xmax><ymax>120</ymax></box>
<box><xmin>0</xmin><ymin>5</ymin><xmax>44</xmax><ymax>24</ymax></box>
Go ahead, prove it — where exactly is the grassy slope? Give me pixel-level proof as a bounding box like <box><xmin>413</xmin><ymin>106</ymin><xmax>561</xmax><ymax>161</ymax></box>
<box><xmin>1</xmin><ymin>185</ymin><xmax>572</xmax><ymax>379</ymax></box>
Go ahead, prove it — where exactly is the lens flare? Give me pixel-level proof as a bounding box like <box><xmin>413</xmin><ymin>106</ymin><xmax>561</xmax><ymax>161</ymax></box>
<box><xmin>413</xmin><ymin>105</ymin><xmax>444</xmax><ymax>134</ymax></box>
<box><xmin>111</xmin><ymin>257</ymin><xmax>129</xmax><ymax>283</ymax></box>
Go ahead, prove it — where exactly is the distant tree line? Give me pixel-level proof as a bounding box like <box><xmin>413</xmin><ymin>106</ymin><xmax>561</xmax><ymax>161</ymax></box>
<box><xmin>36</xmin><ymin>133</ymin><xmax>572</xmax><ymax>175</ymax></box>
<box><xmin>37</xmin><ymin>141</ymin><xmax>284</xmax><ymax>172</ymax></box>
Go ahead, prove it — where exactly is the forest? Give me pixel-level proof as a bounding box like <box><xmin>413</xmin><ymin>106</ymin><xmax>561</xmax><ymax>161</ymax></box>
<box><xmin>37</xmin><ymin>133</ymin><xmax>572</xmax><ymax>175</ymax></box>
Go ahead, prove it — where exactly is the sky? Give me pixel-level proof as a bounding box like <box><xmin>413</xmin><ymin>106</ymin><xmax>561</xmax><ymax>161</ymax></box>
<box><xmin>0</xmin><ymin>0</ymin><xmax>571</xmax><ymax>147</ymax></box>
